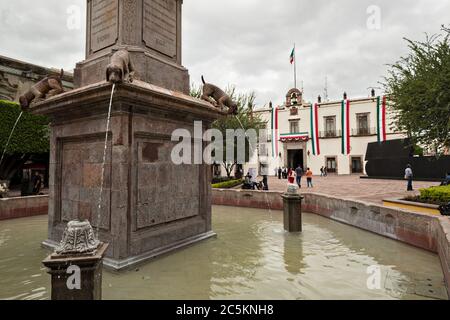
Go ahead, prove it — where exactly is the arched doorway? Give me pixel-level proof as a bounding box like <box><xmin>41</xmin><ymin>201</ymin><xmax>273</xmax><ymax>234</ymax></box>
<box><xmin>288</xmin><ymin>149</ymin><xmax>304</xmax><ymax>169</ymax></box>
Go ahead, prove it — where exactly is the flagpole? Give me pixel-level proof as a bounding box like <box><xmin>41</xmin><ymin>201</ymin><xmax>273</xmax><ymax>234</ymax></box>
<box><xmin>294</xmin><ymin>43</ymin><xmax>297</xmax><ymax>89</ymax></box>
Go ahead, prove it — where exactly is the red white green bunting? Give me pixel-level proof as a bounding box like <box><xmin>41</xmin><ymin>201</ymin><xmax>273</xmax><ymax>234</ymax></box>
<box><xmin>341</xmin><ymin>100</ymin><xmax>351</xmax><ymax>155</ymax></box>
<box><xmin>376</xmin><ymin>96</ymin><xmax>387</xmax><ymax>143</ymax></box>
<box><xmin>310</xmin><ymin>103</ymin><xmax>320</xmax><ymax>155</ymax></box>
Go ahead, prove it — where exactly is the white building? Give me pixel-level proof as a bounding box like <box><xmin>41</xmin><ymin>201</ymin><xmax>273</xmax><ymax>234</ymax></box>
<box><xmin>246</xmin><ymin>88</ymin><xmax>406</xmax><ymax>176</ymax></box>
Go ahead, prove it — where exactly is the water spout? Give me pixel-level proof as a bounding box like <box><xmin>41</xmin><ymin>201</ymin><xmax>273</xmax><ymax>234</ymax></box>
<box><xmin>234</xmin><ymin>115</ymin><xmax>255</xmax><ymax>154</ymax></box>
<box><xmin>0</xmin><ymin>111</ymin><xmax>24</xmax><ymax>169</ymax></box>
<box><xmin>96</xmin><ymin>84</ymin><xmax>115</xmax><ymax>238</ymax></box>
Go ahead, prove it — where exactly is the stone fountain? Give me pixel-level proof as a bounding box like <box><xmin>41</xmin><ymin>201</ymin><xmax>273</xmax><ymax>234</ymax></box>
<box><xmin>33</xmin><ymin>0</ymin><xmax>223</xmax><ymax>271</ymax></box>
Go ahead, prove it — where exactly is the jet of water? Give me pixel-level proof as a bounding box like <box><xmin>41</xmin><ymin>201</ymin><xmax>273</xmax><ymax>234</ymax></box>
<box><xmin>264</xmin><ymin>192</ymin><xmax>274</xmax><ymax>220</ymax></box>
<box><xmin>96</xmin><ymin>84</ymin><xmax>115</xmax><ymax>239</ymax></box>
<box><xmin>0</xmin><ymin>111</ymin><xmax>24</xmax><ymax>169</ymax></box>
<box><xmin>234</xmin><ymin>115</ymin><xmax>256</xmax><ymax>161</ymax></box>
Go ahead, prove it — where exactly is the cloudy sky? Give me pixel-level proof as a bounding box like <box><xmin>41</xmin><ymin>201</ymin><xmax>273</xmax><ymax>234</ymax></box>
<box><xmin>0</xmin><ymin>0</ymin><xmax>449</xmax><ymax>107</ymax></box>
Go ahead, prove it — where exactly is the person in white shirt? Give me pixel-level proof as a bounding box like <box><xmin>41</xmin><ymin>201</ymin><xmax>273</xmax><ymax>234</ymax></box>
<box><xmin>405</xmin><ymin>164</ymin><xmax>414</xmax><ymax>191</ymax></box>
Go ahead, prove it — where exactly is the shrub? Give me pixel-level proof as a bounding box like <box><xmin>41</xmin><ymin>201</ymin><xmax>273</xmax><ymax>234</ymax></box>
<box><xmin>212</xmin><ymin>179</ymin><xmax>243</xmax><ymax>189</ymax></box>
<box><xmin>419</xmin><ymin>185</ymin><xmax>450</xmax><ymax>205</ymax></box>
<box><xmin>0</xmin><ymin>100</ymin><xmax>50</xmax><ymax>180</ymax></box>
<box><xmin>212</xmin><ymin>177</ymin><xmax>233</xmax><ymax>184</ymax></box>
<box><xmin>0</xmin><ymin>100</ymin><xmax>49</xmax><ymax>154</ymax></box>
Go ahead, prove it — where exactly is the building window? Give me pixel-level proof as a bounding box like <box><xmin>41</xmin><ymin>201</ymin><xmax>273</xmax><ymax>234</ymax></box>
<box><xmin>324</xmin><ymin>116</ymin><xmax>336</xmax><ymax>137</ymax></box>
<box><xmin>356</xmin><ymin>113</ymin><xmax>369</xmax><ymax>135</ymax></box>
<box><xmin>290</xmin><ymin>121</ymin><xmax>299</xmax><ymax>133</ymax></box>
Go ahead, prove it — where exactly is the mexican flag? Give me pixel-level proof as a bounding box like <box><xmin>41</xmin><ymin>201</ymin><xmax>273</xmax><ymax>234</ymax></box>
<box><xmin>290</xmin><ymin>47</ymin><xmax>295</xmax><ymax>64</ymax></box>
<box><xmin>341</xmin><ymin>99</ymin><xmax>351</xmax><ymax>155</ymax></box>
<box><xmin>310</xmin><ymin>103</ymin><xmax>320</xmax><ymax>155</ymax></box>
<box><xmin>376</xmin><ymin>96</ymin><xmax>387</xmax><ymax>143</ymax></box>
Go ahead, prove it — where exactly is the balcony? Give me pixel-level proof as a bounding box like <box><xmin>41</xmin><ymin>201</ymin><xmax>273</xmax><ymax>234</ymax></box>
<box><xmin>319</xmin><ymin>130</ymin><xmax>342</xmax><ymax>138</ymax></box>
<box><xmin>352</xmin><ymin>127</ymin><xmax>377</xmax><ymax>137</ymax></box>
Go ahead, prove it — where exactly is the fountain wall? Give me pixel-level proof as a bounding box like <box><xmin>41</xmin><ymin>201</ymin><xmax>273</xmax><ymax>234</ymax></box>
<box><xmin>0</xmin><ymin>195</ymin><xmax>48</xmax><ymax>220</ymax></box>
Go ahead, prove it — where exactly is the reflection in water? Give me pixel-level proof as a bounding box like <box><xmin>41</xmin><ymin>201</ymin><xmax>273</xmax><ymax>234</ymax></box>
<box><xmin>0</xmin><ymin>207</ymin><xmax>447</xmax><ymax>300</ymax></box>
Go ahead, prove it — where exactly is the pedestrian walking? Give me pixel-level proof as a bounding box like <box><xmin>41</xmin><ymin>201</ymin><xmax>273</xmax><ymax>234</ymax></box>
<box><xmin>306</xmin><ymin>168</ymin><xmax>314</xmax><ymax>188</ymax></box>
<box><xmin>295</xmin><ymin>165</ymin><xmax>303</xmax><ymax>188</ymax></box>
<box><xmin>405</xmin><ymin>164</ymin><xmax>414</xmax><ymax>191</ymax></box>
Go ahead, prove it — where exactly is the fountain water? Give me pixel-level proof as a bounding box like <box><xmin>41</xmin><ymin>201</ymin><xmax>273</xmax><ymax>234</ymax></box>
<box><xmin>235</xmin><ymin>115</ymin><xmax>256</xmax><ymax>154</ymax></box>
<box><xmin>96</xmin><ymin>84</ymin><xmax>115</xmax><ymax>238</ymax></box>
<box><xmin>0</xmin><ymin>111</ymin><xmax>24</xmax><ymax>169</ymax></box>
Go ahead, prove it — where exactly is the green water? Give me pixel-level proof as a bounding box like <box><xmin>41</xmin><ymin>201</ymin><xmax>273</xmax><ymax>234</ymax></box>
<box><xmin>0</xmin><ymin>206</ymin><xmax>447</xmax><ymax>300</ymax></box>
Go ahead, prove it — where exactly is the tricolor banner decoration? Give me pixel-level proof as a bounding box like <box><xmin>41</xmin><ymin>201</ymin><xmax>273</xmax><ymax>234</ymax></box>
<box><xmin>376</xmin><ymin>96</ymin><xmax>387</xmax><ymax>143</ymax></box>
<box><xmin>271</xmin><ymin>107</ymin><xmax>279</xmax><ymax>157</ymax></box>
<box><xmin>341</xmin><ymin>99</ymin><xmax>351</xmax><ymax>155</ymax></box>
<box><xmin>290</xmin><ymin>47</ymin><xmax>295</xmax><ymax>64</ymax></box>
<box><xmin>280</xmin><ymin>133</ymin><xmax>309</xmax><ymax>142</ymax></box>
<box><xmin>310</xmin><ymin>103</ymin><xmax>320</xmax><ymax>155</ymax></box>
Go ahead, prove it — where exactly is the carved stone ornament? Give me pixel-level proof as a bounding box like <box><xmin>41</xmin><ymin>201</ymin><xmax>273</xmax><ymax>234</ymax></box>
<box><xmin>56</xmin><ymin>220</ymin><xmax>101</xmax><ymax>255</ymax></box>
<box><xmin>286</xmin><ymin>183</ymin><xmax>299</xmax><ymax>195</ymax></box>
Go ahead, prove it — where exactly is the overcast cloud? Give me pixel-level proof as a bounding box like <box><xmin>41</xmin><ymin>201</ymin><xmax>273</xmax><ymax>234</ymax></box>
<box><xmin>0</xmin><ymin>0</ymin><xmax>449</xmax><ymax>107</ymax></box>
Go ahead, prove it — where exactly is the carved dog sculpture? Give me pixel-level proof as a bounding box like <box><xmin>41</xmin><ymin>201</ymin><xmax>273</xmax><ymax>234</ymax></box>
<box><xmin>19</xmin><ymin>69</ymin><xmax>64</xmax><ymax>111</ymax></box>
<box><xmin>106</xmin><ymin>49</ymin><xmax>135</xmax><ymax>84</ymax></box>
<box><xmin>201</xmin><ymin>76</ymin><xmax>238</xmax><ymax>115</ymax></box>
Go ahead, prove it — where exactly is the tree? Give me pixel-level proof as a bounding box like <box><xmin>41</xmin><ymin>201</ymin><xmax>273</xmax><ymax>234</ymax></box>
<box><xmin>0</xmin><ymin>100</ymin><xmax>50</xmax><ymax>180</ymax></box>
<box><xmin>190</xmin><ymin>84</ymin><xmax>265</xmax><ymax>178</ymax></box>
<box><xmin>383</xmin><ymin>27</ymin><xmax>450</xmax><ymax>154</ymax></box>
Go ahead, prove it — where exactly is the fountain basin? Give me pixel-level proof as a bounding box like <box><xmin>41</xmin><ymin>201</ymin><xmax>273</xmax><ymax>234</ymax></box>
<box><xmin>0</xmin><ymin>206</ymin><xmax>447</xmax><ymax>300</ymax></box>
<box><xmin>212</xmin><ymin>189</ymin><xmax>450</xmax><ymax>298</ymax></box>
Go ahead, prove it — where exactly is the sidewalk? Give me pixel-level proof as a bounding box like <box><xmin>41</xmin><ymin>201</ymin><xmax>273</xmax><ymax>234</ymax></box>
<box><xmin>267</xmin><ymin>175</ymin><xmax>439</xmax><ymax>205</ymax></box>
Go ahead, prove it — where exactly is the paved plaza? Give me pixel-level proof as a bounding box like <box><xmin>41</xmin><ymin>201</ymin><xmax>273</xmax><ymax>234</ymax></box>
<box><xmin>267</xmin><ymin>175</ymin><xmax>439</xmax><ymax>205</ymax></box>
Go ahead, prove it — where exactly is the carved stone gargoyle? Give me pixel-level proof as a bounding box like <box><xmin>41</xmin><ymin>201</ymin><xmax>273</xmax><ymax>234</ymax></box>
<box><xmin>19</xmin><ymin>69</ymin><xmax>65</xmax><ymax>111</ymax></box>
<box><xmin>106</xmin><ymin>49</ymin><xmax>135</xmax><ymax>84</ymax></box>
<box><xmin>201</xmin><ymin>76</ymin><xmax>238</xmax><ymax>115</ymax></box>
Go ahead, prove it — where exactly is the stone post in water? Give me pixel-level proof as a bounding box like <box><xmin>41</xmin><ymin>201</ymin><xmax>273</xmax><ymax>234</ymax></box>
<box><xmin>42</xmin><ymin>220</ymin><xmax>108</xmax><ymax>300</ymax></box>
<box><xmin>281</xmin><ymin>184</ymin><xmax>304</xmax><ymax>232</ymax></box>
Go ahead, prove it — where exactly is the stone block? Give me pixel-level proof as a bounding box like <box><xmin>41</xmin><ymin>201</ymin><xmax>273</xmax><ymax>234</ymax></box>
<box><xmin>32</xmin><ymin>81</ymin><xmax>222</xmax><ymax>270</ymax></box>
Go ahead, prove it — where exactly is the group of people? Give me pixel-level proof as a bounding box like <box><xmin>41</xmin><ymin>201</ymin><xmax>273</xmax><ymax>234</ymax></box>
<box><xmin>244</xmin><ymin>172</ymin><xmax>268</xmax><ymax>191</ymax></box>
<box><xmin>276</xmin><ymin>165</ymin><xmax>314</xmax><ymax>188</ymax></box>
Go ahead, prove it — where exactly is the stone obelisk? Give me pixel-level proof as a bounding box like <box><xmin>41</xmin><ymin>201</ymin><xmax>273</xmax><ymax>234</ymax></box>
<box><xmin>32</xmin><ymin>0</ymin><xmax>222</xmax><ymax>270</ymax></box>
<box><xmin>75</xmin><ymin>0</ymin><xmax>189</xmax><ymax>94</ymax></box>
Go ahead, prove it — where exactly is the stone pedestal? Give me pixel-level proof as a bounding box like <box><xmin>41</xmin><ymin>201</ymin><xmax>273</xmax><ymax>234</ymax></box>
<box><xmin>281</xmin><ymin>192</ymin><xmax>303</xmax><ymax>233</ymax></box>
<box><xmin>74</xmin><ymin>0</ymin><xmax>189</xmax><ymax>94</ymax></box>
<box><xmin>32</xmin><ymin>80</ymin><xmax>223</xmax><ymax>270</ymax></box>
<box><xmin>42</xmin><ymin>243</ymin><xmax>108</xmax><ymax>300</ymax></box>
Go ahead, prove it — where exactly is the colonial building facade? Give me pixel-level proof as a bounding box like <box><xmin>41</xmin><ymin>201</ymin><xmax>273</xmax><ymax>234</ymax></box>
<box><xmin>247</xmin><ymin>88</ymin><xmax>406</xmax><ymax>176</ymax></box>
<box><xmin>0</xmin><ymin>55</ymin><xmax>73</xmax><ymax>102</ymax></box>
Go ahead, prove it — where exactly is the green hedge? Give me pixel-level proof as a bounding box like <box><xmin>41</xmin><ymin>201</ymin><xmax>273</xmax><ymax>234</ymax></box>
<box><xmin>419</xmin><ymin>185</ymin><xmax>450</xmax><ymax>205</ymax></box>
<box><xmin>212</xmin><ymin>179</ymin><xmax>243</xmax><ymax>189</ymax></box>
<box><xmin>212</xmin><ymin>177</ymin><xmax>233</xmax><ymax>184</ymax></box>
<box><xmin>0</xmin><ymin>100</ymin><xmax>50</xmax><ymax>154</ymax></box>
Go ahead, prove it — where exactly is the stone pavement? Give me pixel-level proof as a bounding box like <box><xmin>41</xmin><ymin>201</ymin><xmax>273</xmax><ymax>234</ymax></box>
<box><xmin>267</xmin><ymin>175</ymin><xmax>439</xmax><ymax>205</ymax></box>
